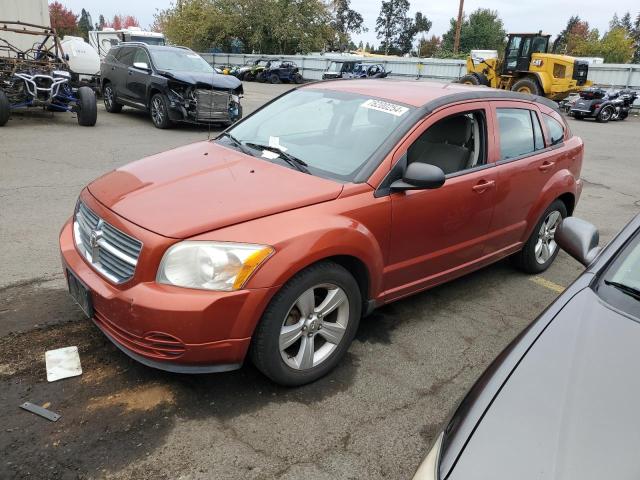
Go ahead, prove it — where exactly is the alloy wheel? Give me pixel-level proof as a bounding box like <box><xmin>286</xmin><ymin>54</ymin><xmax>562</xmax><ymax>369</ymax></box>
<box><xmin>151</xmin><ymin>97</ymin><xmax>164</xmax><ymax>125</ymax></box>
<box><xmin>279</xmin><ymin>283</ymin><xmax>350</xmax><ymax>370</ymax></box>
<box><xmin>535</xmin><ymin>210</ymin><xmax>562</xmax><ymax>264</ymax></box>
<box><xmin>104</xmin><ymin>87</ymin><xmax>113</xmax><ymax>109</ymax></box>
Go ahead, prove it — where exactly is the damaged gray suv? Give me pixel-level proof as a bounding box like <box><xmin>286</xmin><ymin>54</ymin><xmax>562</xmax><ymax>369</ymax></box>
<box><xmin>100</xmin><ymin>43</ymin><xmax>243</xmax><ymax>129</ymax></box>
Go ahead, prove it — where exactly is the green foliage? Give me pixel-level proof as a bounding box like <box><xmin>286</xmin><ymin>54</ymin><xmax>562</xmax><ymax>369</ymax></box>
<box><xmin>440</xmin><ymin>8</ymin><xmax>506</xmax><ymax>55</ymax></box>
<box><xmin>77</xmin><ymin>9</ymin><xmax>92</xmax><ymax>40</ymax></box>
<box><xmin>375</xmin><ymin>0</ymin><xmax>431</xmax><ymax>55</ymax></box>
<box><xmin>154</xmin><ymin>0</ymin><xmax>343</xmax><ymax>54</ymax></box>
<box><xmin>417</xmin><ymin>35</ymin><xmax>440</xmax><ymax>58</ymax></box>
<box><xmin>330</xmin><ymin>0</ymin><xmax>366</xmax><ymax>50</ymax></box>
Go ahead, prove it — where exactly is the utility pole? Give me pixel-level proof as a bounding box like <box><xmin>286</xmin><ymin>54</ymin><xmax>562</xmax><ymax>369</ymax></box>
<box><xmin>453</xmin><ymin>0</ymin><xmax>464</xmax><ymax>54</ymax></box>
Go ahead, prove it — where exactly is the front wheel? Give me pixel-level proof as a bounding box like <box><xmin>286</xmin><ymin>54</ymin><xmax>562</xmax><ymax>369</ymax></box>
<box><xmin>293</xmin><ymin>73</ymin><xmax>303</xmax><ymax>84</ymax></box>
<box><xmin>76</xmin><ymin>86</ymin><xmax>97</xmax><ymax>126</ymax></box>
<box><xmin>511</xmin><ymin>77</ymin><xmax>542</xmax><ymax>96</ymax></box>
<box><xmin>250</xmin><ymin>261</ymin><xmax>361</xmax><ymax>386</ymax></box>
<box><xmin>512</xmin><ymin>200</ymin><xmax>568</xmax><ymax>273</ymax></box>
<box><xmin>150</xmin><ymin>93</ymin><xmax>174</xmax><ymax>129</ymax></box>
<box><xmin>102</xmin><ymin>83</ymin><xmax>122</xmax><ymax>113</ymax></box>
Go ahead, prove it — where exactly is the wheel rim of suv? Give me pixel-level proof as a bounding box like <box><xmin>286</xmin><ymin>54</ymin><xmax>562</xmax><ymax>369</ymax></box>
<box><xmin>104</xmin><ymin>86</ymin><xmax>113</xmax><ymax>109</ymax></box>
<box><xmin>535</xmin><ymin>210</ymin><xmax>562</xmax><ymax>264</ymax></box>
<box><xmin>279</xmin><ymin>283</ymin><xmax>349</xmax><ymax>370</ymax></box>
<box><xmin>151</xmin><ymin>97</ymin><xmax>164</xmax><ymax>125</ymax></box>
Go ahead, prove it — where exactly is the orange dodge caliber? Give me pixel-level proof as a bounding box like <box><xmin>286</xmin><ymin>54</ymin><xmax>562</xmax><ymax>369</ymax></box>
<box><xmin>60</xmin><ymin>80</ymin><xmax>583</xmax><ymax>386</ymax></box>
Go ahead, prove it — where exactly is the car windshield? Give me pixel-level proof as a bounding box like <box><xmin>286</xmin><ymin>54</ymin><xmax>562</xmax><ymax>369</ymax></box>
<box><xmin>224</xmin><ymin>89</ymin><xmax>412</xmax><ymax>181</ymax></box>
<box><xmin>149</xmin><ymin>49</ymin><xmax>213</xmax><ymax>73</ymax></box>
<box><xmin>131</xmin><ymin>36</ymin><xmax>164</xmax><ymax>45</ymax></box>
<box><xmin>598</xmin><ymin>229</ymin><xmax>640</xmax><ymax>317</ymax></box>
<box><xmin>327</xmin><ymin>61</ymin><xmax>344</xmax><ymax>72</ymax></box>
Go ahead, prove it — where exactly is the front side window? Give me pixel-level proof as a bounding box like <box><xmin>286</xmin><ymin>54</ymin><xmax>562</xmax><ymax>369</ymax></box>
<box><xmin>116</xmin><ymin>47</ymin><xmax>135</xmax><ymax>66</ymax></box>
<box><xmin>149</xmin><ymin>49</ymin><xmax>213</xmax><ymax>73</ymax></box>
<box><xmin>225</xmin><ymin>89</ymin><xmax>414</xmax><ymax>181</ymax></box>
<box><xmin>133</xmin><ymin>48</ymin><xmax>150</xmax><ymax>66</ymax></box>
<box><xmin>543</xmin><ymin>114</ymin><xmax>565</xmax><ymax>145</ymax></box>
<box><xmin>497</xmin><ymin>108</ymin><xmax>540</xmax><ymax>160</ymax></box>
<box><xmin>407</xmin><ymin>111</ymin><xmax>487</xmax><ymax>175</ymax></box>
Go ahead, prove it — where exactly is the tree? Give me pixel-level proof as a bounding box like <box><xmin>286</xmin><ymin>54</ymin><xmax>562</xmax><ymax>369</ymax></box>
<box><xmin>621</xmin><ymin>12</ymin><xmax>633</xmax><ymax>33</ymax></box>
<box><xmin>95</xmin><ymin>14</ymin><xmax>106</xmax><ymax>30</ymax></box>
<box><xmin>441</xmin><ymin>9</ymin><xmax>506</xmax><ymax>55</ymax></box>
<box><xmin>105</xmin><ymin>14</ymin><xmax>140</xmax><ymax>30</ymax></box>
<box><xmin>330</xmin><ymin>0</ymin><xmax>366</xmax><ymax>50</ymax></box>
<box><xmin>599</xmin><ymin>27</ymin><xmax>634</xmax><ymax>63</ymax></box>
<box><xmin>553</xmin><ymin>15</ymin><xmax>581</xmax><ymax>53</ymax></box>
<box><xmin>609</xmin><ymin>13</ymin><xmax>620</xmax><ymax>30</ymax></box>
<box><xmin>49</xmin><ymin>1</ymin><xmax>78</xmax><ymax>37</ymax></box>
<box><xmin>358</xmin><ymin>40</ymin><xmax>363</xmax><ymax>50</ymax></box>
<box><xmin>564</xmin><ymin>19</ymin><xmax>591</xmax><ymax>54</ymax></box>
<box><xmin>77</xmin><ymin>9</ymin><xmax>92</xmax><ymax>40</ymax></box>
<box><xmin>364</xmin><ymin>41</ymin><xmax>371</xmax><ymax>52</ymax></box>
<box><xmin>633</xmin><ymin>13</ymin><xmax>640</xmax><ymax>63</ymax></box>
<box><xmin>418</xmin><ymin>35</ymin><xmax>440</xmax><ymax>57</ymax></box>
<box><xmin>376</xmin><ymin>0</ymin><xmax>431</xmax><ymax>55</ymax></box>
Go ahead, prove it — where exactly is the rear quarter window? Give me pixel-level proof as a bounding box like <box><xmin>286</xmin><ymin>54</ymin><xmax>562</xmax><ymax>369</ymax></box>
<box><xmin>543</xmin><ymin>114</ymin><xmax>565</xmax><ymax>145</ymax></box>
<box><xmin>496</xmin><ymin>108</ymin><xmax>536</xmax><ymax>160</ymax></box>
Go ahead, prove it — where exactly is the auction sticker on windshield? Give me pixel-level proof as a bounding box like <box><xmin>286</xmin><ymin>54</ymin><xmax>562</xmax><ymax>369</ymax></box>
<box><xmin>361</xmin><ymin>99</ymin><xmax>409</xmax><ymax>117</ymax></box>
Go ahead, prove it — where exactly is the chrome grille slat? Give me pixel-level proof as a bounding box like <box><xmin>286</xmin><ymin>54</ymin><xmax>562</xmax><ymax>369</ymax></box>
<box><xmin>73</xmin><ymin>202</ymin><xmax>143</xmax><ymax>284</ymax></box>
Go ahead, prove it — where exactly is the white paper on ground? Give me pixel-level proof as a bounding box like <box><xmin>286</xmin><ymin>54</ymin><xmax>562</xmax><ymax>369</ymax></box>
<box><xmin>45</xmin><ymin>346</ymin><xmax>82</xmax><ymax>382</ymax></box>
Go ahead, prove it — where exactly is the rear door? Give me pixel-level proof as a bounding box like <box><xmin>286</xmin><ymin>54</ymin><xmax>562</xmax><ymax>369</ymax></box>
<box><xmin>485</xmin><ymin>101</ymin><xmax>560</xmax><ymax>254</ymax></box>
<box><xmin>112</xmin><ymin>46</ymin><xmax>135</xmax><ymax>99</ymax></box>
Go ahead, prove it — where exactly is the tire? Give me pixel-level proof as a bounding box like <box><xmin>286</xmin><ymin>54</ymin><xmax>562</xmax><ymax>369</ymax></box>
<box><xmin>511</xmin><ymin>77</ymin><xmax>542</xmax><ymax>96</ymax></box>
<box><xmin>269</xmin><ymin>73</ymin><xmax>281</xmax><ymax>84</ymax></box>
<box><xmin>76</xmin><ymin>86</ymin><xmax>97</xmax><ymax>126</ymax></box>
<box><xmin>150</xmin><ymin>93</ymin><xmax>173</xmax><ymax>129</ymax></box>
<box><xmin>244</xmin><ymin>72</ymin><xmax>254</xmax><ymax>82</ymax></box>
<box><xmin>459</xmin><ymin>74</ymin><xmax>480</xmax><ymax>85</ymax></box>
<box><xmin>250</xmin><ymin>261</ymin><xmax>362</xmax><ymax>386</ymax></box>
<box><xmin>102</xmin><ymin>83</ymin><xmax>122</xmax><ymax>113</ymax></box>
<box><xmin>512</xmin><ymin>200</ymin><xmax>568</xmax><ymax>274</ymax></box>
<box><xmin>256</xmin><ymin>72</ymin><xmax>266</xmax><ymax>83</ymax></box>
<box><xmin>573</xmin><ymin>113</ymin><xmax>584</xmax><ymax>120</ymax></box>
<box><xmin>596</xmin><ymin>106</ymin><xmax>613</xmax><ymax>123</ymax></box>
<box><xmin>0</xmin><ymin>90</ymin><xmax>10</xmax><ymax>126</ymax></box>
<box><xmin>619</xmin><ymin>111</ymin><xmax>628</xmax><ymax>120</ymax></box>
<box><xmin>293</xmin><ymin>73</ymin><xmax>303</xmax><ymax>84</ymax></box>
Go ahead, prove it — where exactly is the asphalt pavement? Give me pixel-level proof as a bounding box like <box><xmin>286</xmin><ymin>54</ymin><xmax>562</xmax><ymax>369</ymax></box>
<box><xmin>0</xmin><ymin>81</ymin><xmax>638</xmax><ymax>479</ymax></box>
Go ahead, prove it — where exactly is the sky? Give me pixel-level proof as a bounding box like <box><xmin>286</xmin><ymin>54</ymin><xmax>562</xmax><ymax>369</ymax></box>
<box><xmin>55</xmin><ymin>0</ymin><xmax>639</xmax><ymax>47</ymax></box>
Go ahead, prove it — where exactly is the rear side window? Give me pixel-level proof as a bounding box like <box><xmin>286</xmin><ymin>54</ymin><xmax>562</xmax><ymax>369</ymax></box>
<box><xmin>497</xmin><ymin>108</ymin><xmax>540</xmax><ymax>160</ymax></box>
<box><xmin>116</xmin><ymin>47</ymin><xmax>135</xmax><ymax>66</ymax></box>
<box><xmin>543</xmin><ymin>114</ymin><xmax>565</xmax><ymax>145</ymax></box>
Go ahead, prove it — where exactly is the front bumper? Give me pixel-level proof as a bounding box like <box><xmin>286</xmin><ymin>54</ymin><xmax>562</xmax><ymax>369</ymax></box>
<box><xmin>59</xmin><ymin>218</ymin><xmax>277</xmax><ymax>373</ymax></box>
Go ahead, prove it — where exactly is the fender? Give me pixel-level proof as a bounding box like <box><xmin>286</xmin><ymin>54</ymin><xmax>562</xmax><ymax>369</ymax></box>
<box><xmin>592</xmin><ymin>100</ymin><xmax>614</xmax><ymax>117</ymax></box>
<box><xmin>531</xmin><ymin>72</ymin><xmax>550</xmax><ymax>95</ymax></box>
<box><xmin>521</xmin><ymin>168</ymin><xmax>578</xmax><ymax>242</ymax></box>
<box><xmin>245</xmin><ymin>214</ymin><xmax>385</xmax><ymax>299</ymax></box>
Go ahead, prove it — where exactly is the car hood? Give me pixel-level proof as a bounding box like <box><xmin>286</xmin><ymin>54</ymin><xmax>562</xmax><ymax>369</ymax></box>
<box><xmin>449</xmin><ymin>288</ymin><xmax>640</xmax><ymax>480</ymax></box>
<box><xmin>157</xmin><ymin>70</ymin><xmax>242</xmax><ymax>90</ymax></box>
<box><xmin>88</xmin><ymin>141</ymin><xmax>343</xmax><ymax>238</ymax></box>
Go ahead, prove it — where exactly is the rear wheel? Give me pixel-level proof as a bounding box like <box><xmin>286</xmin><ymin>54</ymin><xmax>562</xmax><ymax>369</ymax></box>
<box><xmin>269</xmin><ymin>73</ymin><xmax>281</xmax><ymax>84</ymax></box>
<box><xmin>512</xmin><ymin>200</ymin><xmax>567</xmax><ymax>273</ymax></box>
<box><xmin>76</xmin><ymin>86</ymin><xmax>97</xmax><ymax>126</ymax></box>
<box><xmin>250</xmin><ymin>261</ymin><xmax>361</xmax><ymax>386</ymax></box>
<box><xmin>0</xmin><ymin>90</ymin><xmax>10</xmax><ymax>126</ymax></box>
<box><xmin>102</xmin><ymin>83</ymin><xmax>122</xmax><ymax>113</ymax></box>
<box><xmin>597</xmin><ymin>106</ymin><xmax>613</xmax><ymax>123</ymax></box>
<box><xmin>244</xmin><ymin>72</ymin><xmax>254</xmax><ymax>82</ymax></box>
<box><xmin>150</xmin><ymin>93</ymin><xmax>173</xmax><ymax>129</ymax></box>
<box><xmin>511</xmin><ymin>77</ymin><xmax>542</xmax><ymax>96</ymax></box>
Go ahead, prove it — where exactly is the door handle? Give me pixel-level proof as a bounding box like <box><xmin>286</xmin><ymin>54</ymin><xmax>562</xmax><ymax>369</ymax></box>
<box><xmin>472</xmin><ymin>180</ymin><xmax>495</xmax><ymax>193</ymax></box>
<box><xmin>539</xmin><ymin>161</ymin><xmax>555</xmax><ymax>172</ymax></box>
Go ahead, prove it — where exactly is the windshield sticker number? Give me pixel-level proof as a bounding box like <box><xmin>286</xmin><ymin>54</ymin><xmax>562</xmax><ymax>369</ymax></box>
<box><xmin>361</xmin><ymin>99</ymin><xmax>409</xmax><ymax>117</ymax></box>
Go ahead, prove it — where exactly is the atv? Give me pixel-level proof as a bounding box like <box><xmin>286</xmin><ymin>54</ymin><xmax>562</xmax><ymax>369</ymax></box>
<box><xmin>346</xmin><ymin>63</ymin><xmax>390</xmax><ymax>79</ymax></box>
<box><xmin>239</xmin><ymin>59</ymin><xmax>271</xmax><ymax>82</ymax></box>
<box><xmin>0</xmin><ymin>21</ymin><xmax>97</xmax><ymax>127</ymax></box>
<box><xmin>256</xmin><ymin>61</ymin><xmax>303</xmax><ymax>84</ymax></box>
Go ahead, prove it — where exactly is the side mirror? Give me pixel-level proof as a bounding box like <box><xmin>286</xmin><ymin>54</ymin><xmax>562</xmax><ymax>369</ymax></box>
<box><xmin>390</xmin><ymin>162</ymin><xmax>445</xmax><ymax>192</ymax></box>
<box><xmin>133</xmin><ymin>62</ymin><xmax>150</xmax><ymax>71</ymax></box>
<box><xmin>555</xmin><ymin>217</ymin><xmax>601</xmax><ymax>267</ymax></box>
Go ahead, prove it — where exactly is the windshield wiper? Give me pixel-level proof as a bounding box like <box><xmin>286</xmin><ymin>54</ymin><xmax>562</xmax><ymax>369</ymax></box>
<box><xmin>243</xmin><ymin>142</ymin><xmax>310</xmax><ymax>174</ymax></box>
<box><xmin>605</xmin><ymin>280</ymin><xmax>640</xmax><ymax>301</ymax></box>
<box><xmin>218</xmin><ymin>132</ymin><xmax>252</xmax><ymax>156</ymax></box>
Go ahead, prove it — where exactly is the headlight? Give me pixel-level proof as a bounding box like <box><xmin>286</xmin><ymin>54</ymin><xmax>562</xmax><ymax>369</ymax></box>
<box><xmin>412</xmin><ymin>432</ymin><xmax>443</xmax><ymax>480</ymax></box>
<box><xmin>157</xmin><ymin>241</ymin><xmax>274</xmax><ymax>291</ymax></box>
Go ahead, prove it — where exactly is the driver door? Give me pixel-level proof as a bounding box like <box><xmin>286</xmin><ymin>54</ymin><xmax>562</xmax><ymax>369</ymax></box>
<box><xmin>126</xmin><ymin>48</ymin><xmax>151</xmax><ymax>105</ymax></box>
<box><xmin>383</xmin><ymin>102</ymin><xmax>497</xmax><ymax>300</ymax></box>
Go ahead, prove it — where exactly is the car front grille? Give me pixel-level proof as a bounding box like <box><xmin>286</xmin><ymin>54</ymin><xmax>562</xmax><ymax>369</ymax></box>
<box><xmin>195</xmin><ymin>89</ymin><xmax>230</xmax><ymax>121</ymax></box>
<box><xmin>73</xmin><ymin>201</ymin><xmax>142</xmax><ymax>284</ymax></box>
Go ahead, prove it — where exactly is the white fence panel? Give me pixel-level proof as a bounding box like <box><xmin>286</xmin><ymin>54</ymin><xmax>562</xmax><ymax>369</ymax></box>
<box><xmin>202</xmin><ymin>52</ymin><xmax>640</xmax><ymax>95</ymax></box>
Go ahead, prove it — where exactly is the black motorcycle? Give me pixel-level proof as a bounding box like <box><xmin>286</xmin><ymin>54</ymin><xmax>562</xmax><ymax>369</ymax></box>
<box><xmin>570</xmin><ymin>87</ymin><xmax>638</xmax><ymax>123</ymax></box>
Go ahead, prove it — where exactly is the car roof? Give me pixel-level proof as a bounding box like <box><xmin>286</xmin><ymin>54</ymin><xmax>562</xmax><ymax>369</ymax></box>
<box><xmin>119</xmin><ymin>43</ymin><xmax>193</xmax><ymax>54</ymax></box>
<box><xmin>304</xmin><ymin>79</ymin><xmax>559</xmax><ymax>110</ymax></box>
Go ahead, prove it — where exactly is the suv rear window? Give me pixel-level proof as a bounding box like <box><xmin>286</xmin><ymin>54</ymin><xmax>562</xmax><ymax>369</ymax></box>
<box><xmin>497</xmin><ymin>108</ymin><xmax>544</xmax><ymax>160</ymax></box>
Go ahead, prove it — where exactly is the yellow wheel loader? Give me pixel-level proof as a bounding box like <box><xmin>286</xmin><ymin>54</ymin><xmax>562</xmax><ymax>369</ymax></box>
<box><xmin>460</xmin><ymin>33</ymin><xmax>591</xmax><ymax>101</ymax></box>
